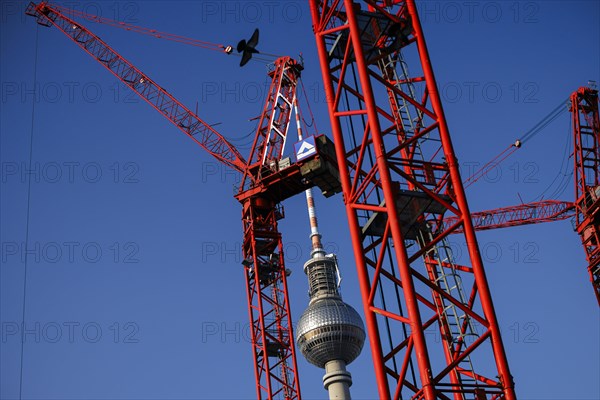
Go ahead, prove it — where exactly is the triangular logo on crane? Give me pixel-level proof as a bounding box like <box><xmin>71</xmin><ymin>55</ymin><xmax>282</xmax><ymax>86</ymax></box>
<box><xmin>295</xmin><ymin>136</ymin><xmax>317</xmax><ymax>161</ymax></box>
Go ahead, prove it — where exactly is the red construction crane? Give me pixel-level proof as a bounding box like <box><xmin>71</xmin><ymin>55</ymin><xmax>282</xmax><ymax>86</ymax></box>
<box><xmin>24</xmin><ymin>2</ymin><xmax>341</xmax><ymax>398</ymax></box>
<box><xmin>440</xmin><ymin>86</ymin><xmax>599</xmax><ymax>304</ymax></box>
<box><xmin>23</xmin><ymin>1</ymin><xmax>598</xmax><ymax>399</ymax></box>
<box><xmin>309</xmin><ymin>1</ymin><xmax>515</xmax><ymax>398</ymax></box>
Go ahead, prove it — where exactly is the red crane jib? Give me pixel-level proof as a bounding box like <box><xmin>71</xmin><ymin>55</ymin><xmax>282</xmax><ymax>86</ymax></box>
<box><xmin>442</xmin><ymin>200</ymin><xmax>576</xmax><ymax>233</ymax></box>
<box><xmin>26</xmin><ymin>2</ymin><xmax>247</xmax><ymax>173</ymax></box>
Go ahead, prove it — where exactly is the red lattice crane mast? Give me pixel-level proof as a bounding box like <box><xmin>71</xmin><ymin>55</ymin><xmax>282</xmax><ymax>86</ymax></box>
<box><xmin>25</xmin><ymin>2</ymin><xmax>343</xmax><ymax>399</ymax></box>
<box><xmin>571</xmin><ymin>87</ymin><xmax>600</xmax><ymax>304</ymax></box>
<box><xmin>309</xmin><ymin>1</ymin><xmax>515</xmax><ymax>399</ymax></box>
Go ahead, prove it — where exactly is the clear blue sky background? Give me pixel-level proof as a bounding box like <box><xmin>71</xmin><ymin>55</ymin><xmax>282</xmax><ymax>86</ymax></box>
<box><xmin>1</xmin><ymin>1</ymin><xmax>599</xmax><ymax>399</ymax></box>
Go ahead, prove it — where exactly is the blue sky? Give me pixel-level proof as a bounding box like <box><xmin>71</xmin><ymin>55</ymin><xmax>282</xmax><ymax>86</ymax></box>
<box><xmin>1</xmin><ymin>1</ymin><xmax>599</xmax><ymax>399</ymax></box>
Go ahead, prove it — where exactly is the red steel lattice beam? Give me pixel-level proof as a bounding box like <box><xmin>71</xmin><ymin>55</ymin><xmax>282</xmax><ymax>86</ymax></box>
<box><xmin>241</xmin><ymin>199</ymin><xmax>300</xmax><ymax>400</ymax></box>
<box><xmin>240</xmin><ymin>57</ymin><xmax>304</xmax><ymax>192</ymax></box>
<box><xmin>443</xmin><ymin>200</ymin><xmax>575</xmax><ymax>233</ymax></box>
<box><xmin>25</xmin><ymin>2</ymin><xmax>247</xmax><ymax>173</ymax></box>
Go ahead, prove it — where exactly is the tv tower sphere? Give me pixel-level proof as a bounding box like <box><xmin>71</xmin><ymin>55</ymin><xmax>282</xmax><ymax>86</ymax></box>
<box><xmin>295</xmin><ymin>255</ymin><xmax>366</xmax><ymax>368</ymax></box>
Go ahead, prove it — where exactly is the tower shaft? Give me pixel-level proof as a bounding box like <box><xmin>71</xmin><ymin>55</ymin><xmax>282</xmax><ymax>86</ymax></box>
<box><xmin>323</xmin><ymin>360</ymin><xmax>353</xmax><ymax>399</ymax></box>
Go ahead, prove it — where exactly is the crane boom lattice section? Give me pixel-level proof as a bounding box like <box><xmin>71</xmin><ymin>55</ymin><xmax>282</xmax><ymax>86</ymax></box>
<box><xmin>241</xmin><ymin>58</ymin><xmax>304</xmax><ymax>191</ymax></box>
<box><xmin>25</xmin><ymin>2</ymin><xmax>246</xmax><ymax>173</ymax></box>
<box><xmin>443</xmin><ymin>200</ymin><xmax>576</xmax><ymax>233</ymax></box>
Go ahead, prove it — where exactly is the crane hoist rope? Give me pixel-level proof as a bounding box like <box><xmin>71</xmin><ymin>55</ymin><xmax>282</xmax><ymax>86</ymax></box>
<box><xmin>48</xmin><ymin>2</ymin><xmax>282</xmax><ymax>64</ymax></box>
<box><xmin>298</xmin><ymin>78</ymin><xmax>320</xmax><ymax>133</ymax></box>
<box><xmin>464</xmin><ymin>96</ymin><xmax>570</xmax><ymax>188</ymax></box>
<box><xmin>520</xmin><ymin>98</ymin><xmax>569</xmax><ymax>144</ymax></box>
<box><xmin>533</xmin><ymin>117</ymin><xmax>575</xmax><ymax>202</ymax></box>
<box><xmin>19</xmin><ymin>23</ymin><xmax>40</xmax><ymax>400</ymax></box>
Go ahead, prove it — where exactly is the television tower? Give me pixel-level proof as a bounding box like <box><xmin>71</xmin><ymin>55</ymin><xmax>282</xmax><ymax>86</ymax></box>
<box><xmin>294</xmin><ymin>101</ymin><xmax>365</xmax><ymax>399</ymax></box>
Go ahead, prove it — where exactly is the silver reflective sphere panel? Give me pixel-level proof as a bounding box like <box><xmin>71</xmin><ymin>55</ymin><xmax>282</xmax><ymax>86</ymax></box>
<box><xmin>296</xmin><ymin>298</ymin><xmax>366</xmax><ymax>368</ymax></box>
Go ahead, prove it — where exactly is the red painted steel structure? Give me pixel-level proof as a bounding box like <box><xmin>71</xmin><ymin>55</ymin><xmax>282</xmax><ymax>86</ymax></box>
<box><xmin>25</xmin><ymin>3</ymin><xmax>308</xmax><ymax>398</ymax></box>
<box><xmin>237</xmin><ymin>197</ymin><xmax>300</xmax><ymax>400</ymax></box>
<box><xmin>240</xmin><ymin>58</ymin><xmax>304</xmax><ymax>190</ymax></box>
<box><xmin>25</xmin><ymin>3</ymin><xmax>246</xmax><ymax>172</ymax></box>
<box><xmin>571</xmin><ymin>87</ymin><xmax>600</xmax><ymax>305</ymax></box>
<box><xmin>309</xmin><ymin>1</ymin><xmax>515</xmax><ymax>398</ymax></box>
<box><xmin>234</xmin><ymin>57</ymin><xmax>304</xmax><ymax>400</ymax></box>
<box><xmin>24</xmin><ymin>1</ymin><xmax>600</xmax><ymax>399</ymax></box>
<box><xmin>444</xmin><ymin>200</ymin><xmax>575</xmax><ymax>233</ymax></box>
<box><xmin>444</xmin><ymin>86</ymin><xmax>600</xmax><ymax>305</ymax></box>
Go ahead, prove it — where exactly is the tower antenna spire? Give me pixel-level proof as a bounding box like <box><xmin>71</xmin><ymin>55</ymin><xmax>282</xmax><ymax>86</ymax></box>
<box><xmin>293</xmin><ymin>98</ymin><xmax>326</xmax><ymax>259</ymax></box>
<box><xmin>293</xmin><ymin>98</ymin><xmax>365</xmax><ymax>400</ymax></box>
